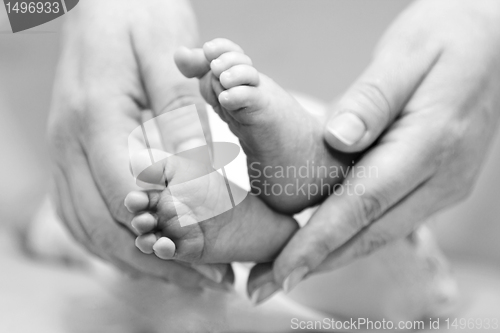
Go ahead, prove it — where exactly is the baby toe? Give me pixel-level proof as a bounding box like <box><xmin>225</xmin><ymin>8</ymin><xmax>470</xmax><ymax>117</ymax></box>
<box><xmin>124</xmin><ymin>191</ymin><xmax>149</xmax><ymax>213</ymax></box>
<box><xmin>135</xmin><ymin>233</ymin><xmax>157</xmax><ymax>254</ymax></box>
<box><xmin>210</xmin><ymin>52</ymin><xmax>252</xmax><ymax>77</ymax></box>
<box><xmin>131</xmin><ymin>213</ymin><xmax>158</xmax><ymax>234</ymax></box>
<box><xmin>203</xmin><ymin>38</ymin><xmax>244</xmax><ymax>62</ymax></box>
<box><xmin>218</xmin><ymin>86</ymin><xmax>268</xmax><ymax>112</ymax></box>
<box><xmin>220</xmin><ymin>64</ymin><xmax>260</xmax><ymax>89</ymax></box>
<box><xmin>153</xmin><ymin>237</ymin><xmax>177</xmax><ymax>260</ymax></box>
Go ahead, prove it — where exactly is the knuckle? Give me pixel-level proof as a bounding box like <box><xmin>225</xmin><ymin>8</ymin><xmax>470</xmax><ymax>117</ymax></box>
<box><xmin>359</xmin><ymin>233</ymin><xmax>389</xmax><ymax>256</ymax></box>
<box><xmin>283</xmin><ymin>239</ymin><xmax>330</xmax><ymax>270</ymax></box>
<box><xmin>430</xmin><ymin>113</ymin><xmax>478</xmax><ymax>204</ymax></box>
<box><xmin>353</xmin><ymin>193</ymin><xmax>387</xmax><ymax>229</ymax></box>
<box><xmin>353</xmin><ymin>80</ymin><xmax>392</xmax><ymax>123</ymax></box>
<box><xmin>312</xmin><ymin>238</ymin><xmax>335</xmax><ymax>262</ymax></box>
<box><xmin>431</xmin><ymin>114</ymin><xmax>467</xmax><ymax>166</ymax></box>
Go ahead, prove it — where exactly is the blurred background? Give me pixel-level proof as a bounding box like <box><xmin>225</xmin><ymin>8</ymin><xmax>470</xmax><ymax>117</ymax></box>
<box><xmin>1</xmin><ymin>0</ymin><xmax>500</xmax><ymax>332</ymax></box>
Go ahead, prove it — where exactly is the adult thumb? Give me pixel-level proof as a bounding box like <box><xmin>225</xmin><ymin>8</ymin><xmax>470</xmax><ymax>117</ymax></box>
<box><xmin>129</xmin><ymin>1</ymin><xmax>212</xmax><ymax>153</ymax></box>
<box><xmin>324</xmin><ymin>46</ymin><xmax>439</xmax><ymax>153</ymax></box>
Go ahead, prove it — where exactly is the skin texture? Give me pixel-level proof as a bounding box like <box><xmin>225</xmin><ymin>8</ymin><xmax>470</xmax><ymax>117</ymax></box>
<box><xmin>130</xmin><ymin>39</ymin><xmax>459</xmax><ymax>319</ymax></box>
<box><xmin>248</xmin><ymin>0</ymin><xmax>500</xmax><ymax>300</ymax></box>
<box><xmin>49</xmin><ymin>0</ymin><xmax>500</xmax><ymax>304</ymax></box>
<box><xmin>48</xmin><ymin>0</ymin><xmax>231</xmax><ymax>289</ymax></box>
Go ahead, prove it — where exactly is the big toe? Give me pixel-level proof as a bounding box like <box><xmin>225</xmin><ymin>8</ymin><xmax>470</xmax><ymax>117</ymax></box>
<box><xmin>203</xmin><ymin>38</ymin><xmax>244</xmax><ymax>62</ymax></box>
<box><xmin>174</xmin><ymin>47</ymin><xmax>210</xmax><ymax>79</ymax></box>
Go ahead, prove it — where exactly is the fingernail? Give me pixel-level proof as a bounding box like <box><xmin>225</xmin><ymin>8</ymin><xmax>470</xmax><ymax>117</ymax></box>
<box><xmin>250</xmin><ymin>282</ymin><xmax>280</xmax><ymax>306</ymax></box>
<box><xmin>283</xmin><ymin>266</ymin><xmax>309</xmax><ymax>293</ymax></box>
<box><xmin>192</xmin><ymin>265</ymin><xmax>224</xmax><ymax>283</ymax></box>
<box><xmin>327</xmin><ymin>112</ymin><xmax>366</xmax><ymax>146</ymax></box>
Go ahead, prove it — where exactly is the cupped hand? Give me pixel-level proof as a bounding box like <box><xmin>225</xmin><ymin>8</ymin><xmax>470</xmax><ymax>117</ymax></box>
<box><xmin>249</xmin><ymin>0</ymin><xmax>500</xmax><ymax>301</ymax></box>
<box><xmin>48</xmin><ymin>0</ymin><xmax>231</xmax><ymax>289</ymax></box>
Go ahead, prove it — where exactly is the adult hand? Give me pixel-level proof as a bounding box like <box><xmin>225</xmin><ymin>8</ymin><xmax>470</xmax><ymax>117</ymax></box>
<box><xmin>249</xmin><ymin>0</ymin><xmax>500</xmax><ymax>301</ymax></box>
<box><xmin>48</xmin><ymin>0</ymin><xmax>230</xmax><ymax>289</ymax></box>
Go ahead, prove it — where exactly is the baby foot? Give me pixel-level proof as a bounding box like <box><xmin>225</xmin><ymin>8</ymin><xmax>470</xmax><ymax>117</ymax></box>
<box><xmin>125</xmin><ymin>168</ymin><xmax>298</xmax><ymax>264</ymax></box>
<box><xmin>175</xmin><ymin>38</ymin><xmax>355</xmax><ymax>214</ymax></box>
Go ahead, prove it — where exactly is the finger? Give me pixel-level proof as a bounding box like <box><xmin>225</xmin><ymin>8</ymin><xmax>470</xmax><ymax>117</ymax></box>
<box><xmin>51</xmin><ymin>167</ymin><xmax>108</xmax><ymax>261</ymax></box>
<box><xmin>324</xmin><ymin>43</ymin><xmax>441</xmax><ymax>152</ymax></box>
<box><xmin>82</xmin><ymin>97</ymin><xmax>145</xmax><ymax>226</ymax></box>
<box><xmin>272</xmin><ymin>119</ymin><xmax>440</xmax><ymax>292</ymax></box>
<box><xmin>52</xmin><ymin>163</ymin><xmax>152</xmax><ymax>278</ymax></box>
<box><xmin>195</xmin><ymin>264</ymin><xmax>235</xmax><ymax>291</ymax></box>
<box><xmin>314</xmin><ymin>179</ymin><xmax>452</xmax><ymax>273</ymax></box>
<box><xmin>221</xmin><ymin>264</ymin><xmax>235</xmax><ymax>286</ymax></box>
<box><xmin>131</xmin><ymin>11</ymin><xmax>211</xmax><ymax>152</ymax></box>
<box><xmin>192</xmin><ymin>264</ymin><xmax>230</xmax><ymax>284</ymax></box>
<box><xmin>247</xmin><ymin>263</ymin><xmax>281</xmax><ymax>305</ymax></box>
